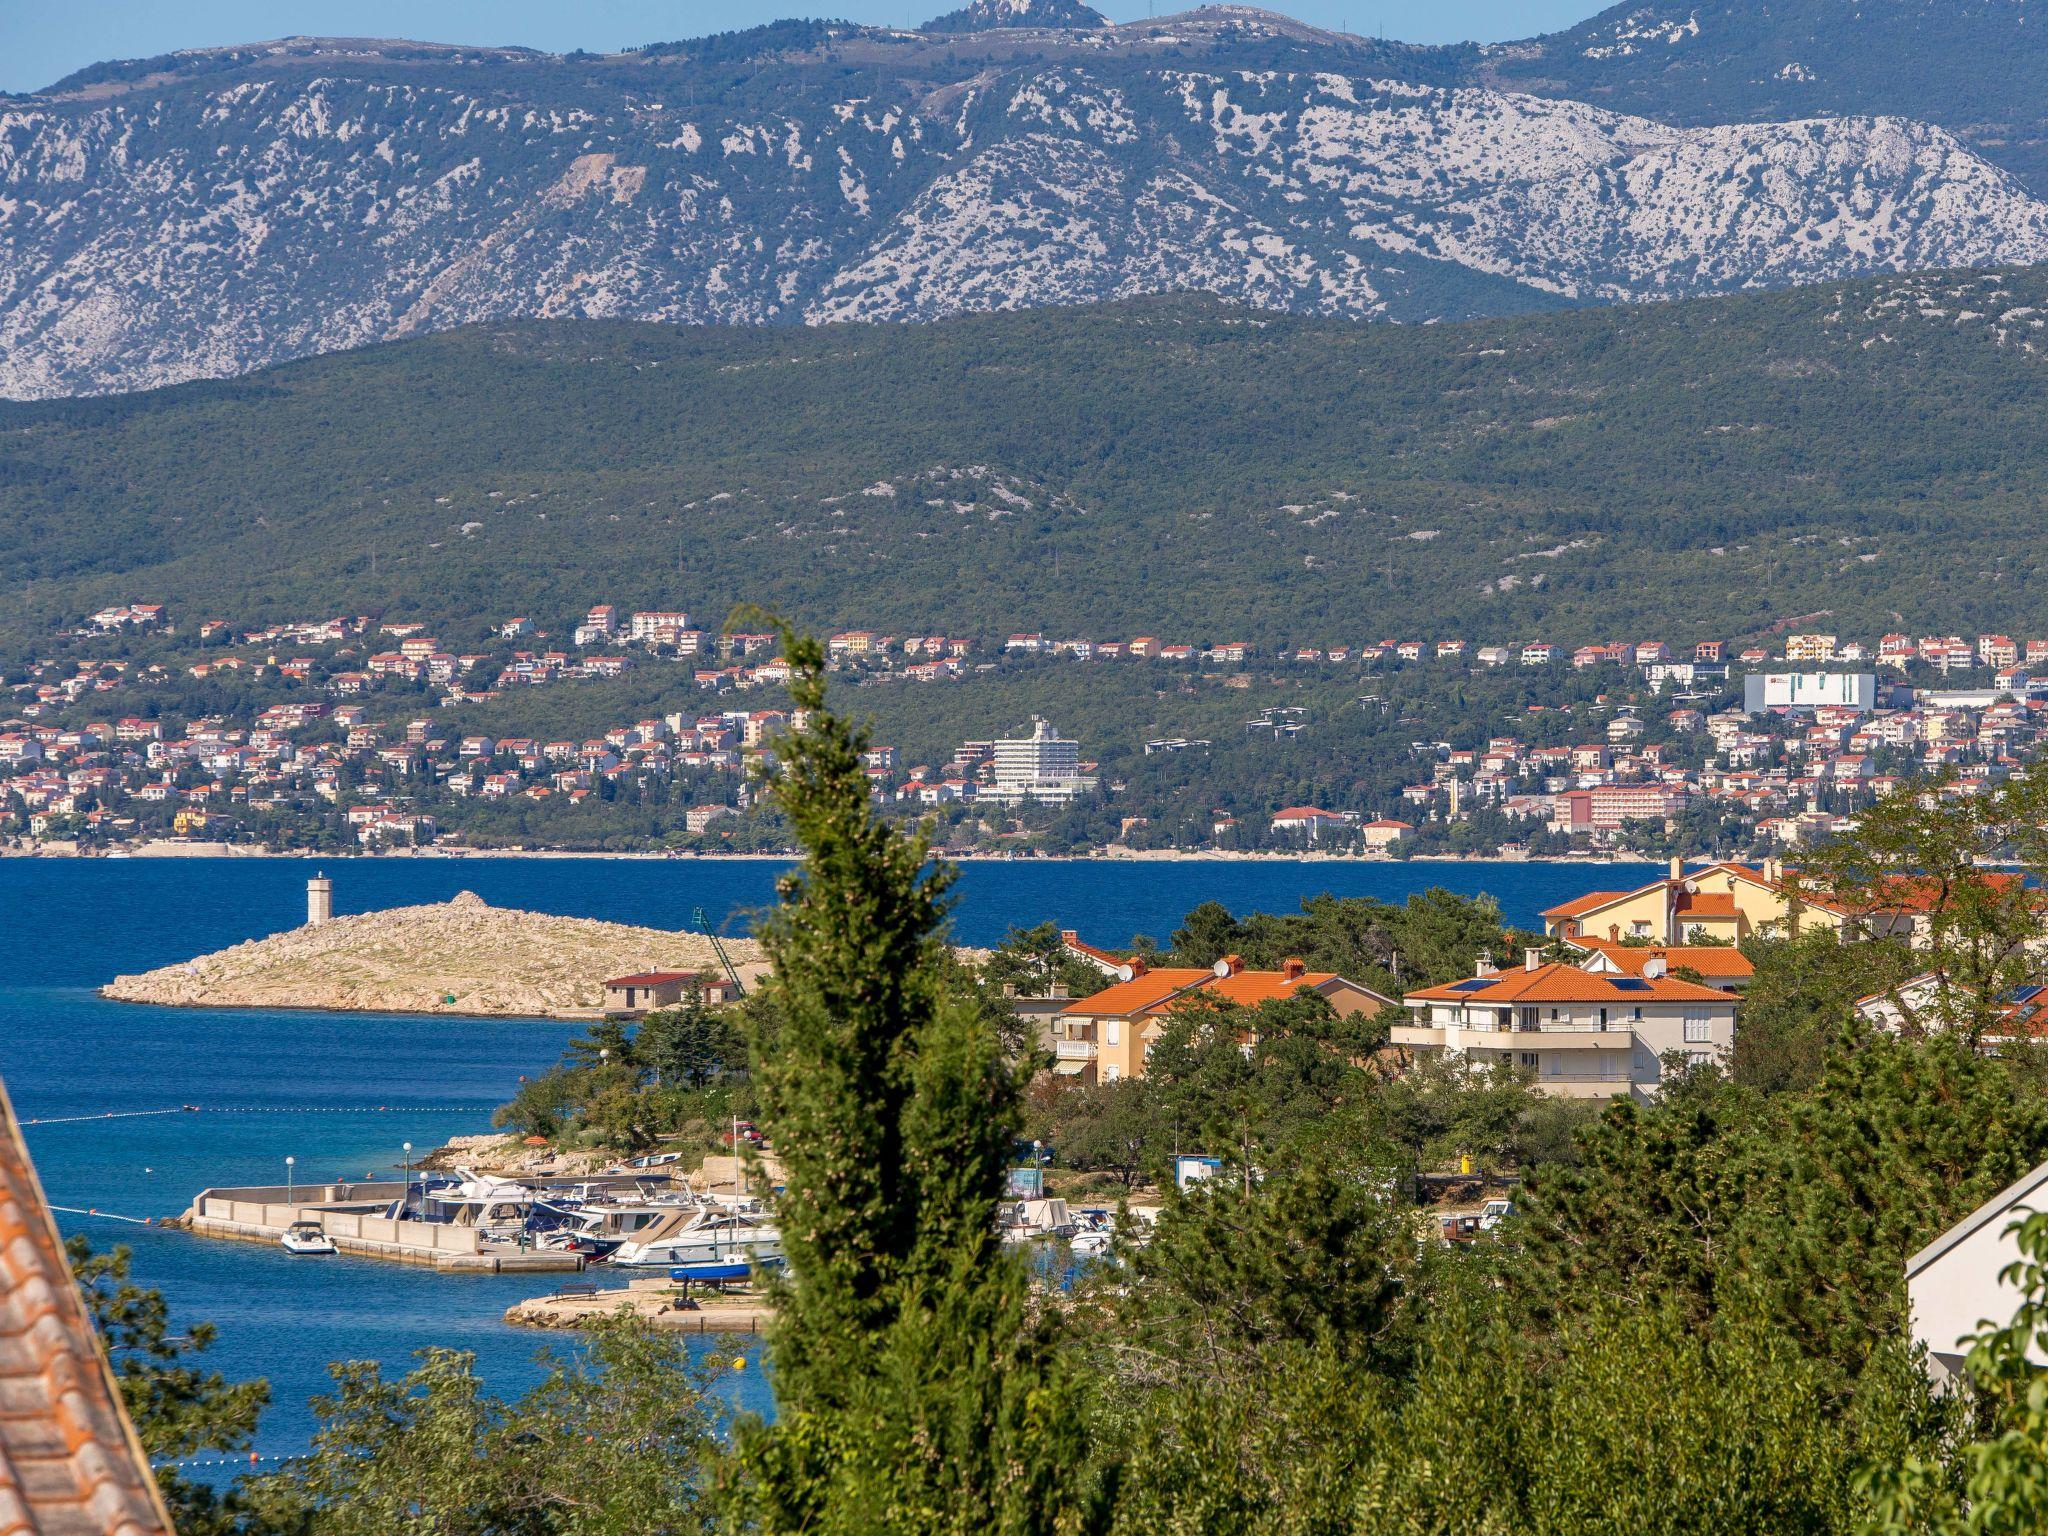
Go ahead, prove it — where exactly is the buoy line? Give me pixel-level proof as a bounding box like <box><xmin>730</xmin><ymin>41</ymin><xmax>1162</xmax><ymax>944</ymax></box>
<box><xmin>25</xmin><ymin>1105</ymin><xmax>499</xmax><ymax>1125</ymax></box>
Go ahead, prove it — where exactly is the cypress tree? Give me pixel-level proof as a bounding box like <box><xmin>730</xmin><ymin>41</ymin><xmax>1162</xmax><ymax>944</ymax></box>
<box><xmin>733</xmin><ymin>628</ymin><xmax>1103</xmax><ymax>1536</ymax></box>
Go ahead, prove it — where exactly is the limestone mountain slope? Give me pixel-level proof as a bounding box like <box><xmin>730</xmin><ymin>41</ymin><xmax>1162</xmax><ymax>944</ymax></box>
<box><xmin>6</xmin><ymin>9</ymin><xmax>2048</xmax><ymax>396</ymax></box>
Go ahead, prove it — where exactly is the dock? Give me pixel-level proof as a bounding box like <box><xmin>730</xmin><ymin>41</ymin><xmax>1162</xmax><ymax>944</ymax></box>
<box><xmin>505</xmin><ymin>1274</ymin><xmax>773</xmax><ymax>1332</ymax></box>
<box><xmin>181</xmin><ymin>1180</ymin><xmax>585</xmax><ymax>1273</ymax></box>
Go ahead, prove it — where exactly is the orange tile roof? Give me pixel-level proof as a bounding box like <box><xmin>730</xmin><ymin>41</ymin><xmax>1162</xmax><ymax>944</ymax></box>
<box><xmin>1672</xmin><ymin>890</ymin><xmax>1740</xmax><ymax>918</ymax></box>
<box><xmin>1067</xmin><ymin>966</ymin><xmax>1388</xmax><ymax>1017</ymax></box>
<box><xmin>1203</xmin><ymin>970</ymin><xmax>1345</xmax><ymax>1007</ymax></box>
<box><xmin>0</xmin><ymin>1077</ymin><xmax>171</xmax><ymax>1536</ymax></box>
<box><xmin>1406</xmin><ymin>961</ymin><xmax>1734</xmax><ymax>1005</ymax></box>
<box><xmin>1538</xmin><ymin>890</ymin><xmax>1633</xmax><ymax>919</ymax></box>
<box><xmin>1065</xmin><ymin>969</ymin><xmax>1215</xmax><ymax>1017</ymax></box>
<box><xmin>1571</xmin><ymin>938</ymin><xmax>1754</xmax><ymax>979</ymax></box>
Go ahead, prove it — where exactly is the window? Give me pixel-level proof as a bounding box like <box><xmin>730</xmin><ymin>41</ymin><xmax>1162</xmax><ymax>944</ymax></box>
<box><xmin>1632</xmin><ymin>1006</ymin><xmax>1643</xmax><ymax>1021</ymax></box>
<box><xmin>1598</xmin><ymin>1007</ymin><xmax>1609</xmax><ymax>1029</ymax></box>
<box><xmin>1631</xmin><ymin>921</ymin><xmax>1652</xmax><ymax>937</ymax></box>
<box><xmin>1102</xmin><ymin>1065</ymin><xmax>1122</xmax><ymax>1083</ymax></box>
<box><xmin>1106</xmin><ymin>1020</ymin><xmax>1121</xmax><ymax>1047</ymax></box>
<box><xmin>1683</xmin><ymin>1010</ymin><xmax>1712</xmax><ymax>1044</ymax></box>
<box><xmin>1519</xmin><ymin>1052</ymin><xmax>1539</xmax><ymax>1068</ymax></box>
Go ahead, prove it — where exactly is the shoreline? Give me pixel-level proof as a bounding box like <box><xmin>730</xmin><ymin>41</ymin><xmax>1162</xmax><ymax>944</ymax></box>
<box><xmin>15</xmin><ymin>843</ymin><xmax>1660</xmax><ymax>867</ymax></box>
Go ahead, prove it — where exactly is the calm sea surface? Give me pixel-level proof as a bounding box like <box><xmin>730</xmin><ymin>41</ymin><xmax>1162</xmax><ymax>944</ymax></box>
<box><xmin>0</xmin><ymin>854</ymin><xmax>1656</xmax><ymax>1465</ymax></box>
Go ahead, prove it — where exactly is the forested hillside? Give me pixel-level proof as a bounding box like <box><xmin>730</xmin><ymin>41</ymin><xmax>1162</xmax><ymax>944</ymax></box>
<box><xmin>5</xmin><ymin>266</ymin><xmax>2048</xmax><ymax>646</ymax></box>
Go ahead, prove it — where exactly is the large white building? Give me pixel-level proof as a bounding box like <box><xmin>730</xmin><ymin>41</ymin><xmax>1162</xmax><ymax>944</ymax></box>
<box><xmin>1743</xmin><ymin>671</ymin><xmax>1878</xmax><ymax>714</ymax></box>
<box><xmin>1394</xmin><ymin>950</ymin><xmax>1737</xmax><ymax>1100</ymax></box>
<box><xmin>981</xmin><ymin>718</ymin><xmax>1096</xmax><ymax>804</ymax></box>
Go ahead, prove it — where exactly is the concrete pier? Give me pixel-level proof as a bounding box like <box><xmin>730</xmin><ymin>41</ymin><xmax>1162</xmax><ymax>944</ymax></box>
<box><xmin>181</xmin><ymin>1181</ymin><xmax>584</xmax><ymax>1273</ymax></box>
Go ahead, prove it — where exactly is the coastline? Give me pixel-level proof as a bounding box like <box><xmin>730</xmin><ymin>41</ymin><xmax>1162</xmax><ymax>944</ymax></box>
<box><xmin>16</xmin><ymin>841</ymin><xmax>1653</xmax><ymax>867</ymax></box>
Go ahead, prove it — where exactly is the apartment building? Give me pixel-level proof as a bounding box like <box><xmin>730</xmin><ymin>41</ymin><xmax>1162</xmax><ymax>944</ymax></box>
<box><xmin>1394</xmin><ymin>950</ymin><xmax>1737</xmax><ymax>1099</ymax></box>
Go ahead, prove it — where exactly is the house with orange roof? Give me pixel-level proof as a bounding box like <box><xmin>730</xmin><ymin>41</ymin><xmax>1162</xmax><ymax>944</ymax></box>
<box><xmin>1048</xmin><ymin>955</ymin><xmax>1394</xmax><ymax>1084</ymax></box>
<box><xmin>1569</xmin><ymin>937</ymin><xmax>1754</xmax><ymax>992</ymax></box>
<box><xmin>1538</xmin><ymin>857</ymin><xmax>1845</xmax><ymax>945</ymax></box>
<box><xmin>1395</xmin><ymin>949</ymin><xmax>1737</xmax><ymax>1099</ymax></box>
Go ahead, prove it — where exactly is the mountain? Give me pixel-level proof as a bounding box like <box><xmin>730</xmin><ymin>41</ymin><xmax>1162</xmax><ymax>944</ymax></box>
<box><xmin>1485</xmin><ymin>0</ymin><xmax>2048</xmax><ymax>192</ymax></box>
<box><xmin>6</xmin><ymin>8</ymin><xmax>2048</xmax><ymax>397</ymax></box>
<box><xmin>6</xmin><ymin>266</ymin><xmax>2048</xmax><ymax>649</ymax></box>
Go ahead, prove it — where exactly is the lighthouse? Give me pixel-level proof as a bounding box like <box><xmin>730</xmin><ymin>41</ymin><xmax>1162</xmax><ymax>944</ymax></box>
<box><xmin>307</xmin><ymin>872</ymin><xmax>333</xmax><ymax>927</ymax></box>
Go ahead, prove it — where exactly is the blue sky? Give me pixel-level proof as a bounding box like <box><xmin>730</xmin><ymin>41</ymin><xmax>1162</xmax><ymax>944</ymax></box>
<box><xmin>2</xmin><ymin>1</ymin><xmax>1599</xmax><ymax>94</ymax></box>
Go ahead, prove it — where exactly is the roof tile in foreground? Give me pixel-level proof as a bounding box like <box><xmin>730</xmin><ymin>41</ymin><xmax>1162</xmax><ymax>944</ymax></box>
<box><xmin>0</xmin><ymin>1076</ymin><xmax>170</xmax><ymax>1536</ymax></box>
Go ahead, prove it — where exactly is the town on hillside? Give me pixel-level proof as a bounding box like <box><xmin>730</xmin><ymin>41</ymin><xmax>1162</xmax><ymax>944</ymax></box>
<box><xmin>8</xmin><ymin>606</ymin><xmax>2047</xmax><ymax>856</ymax></box>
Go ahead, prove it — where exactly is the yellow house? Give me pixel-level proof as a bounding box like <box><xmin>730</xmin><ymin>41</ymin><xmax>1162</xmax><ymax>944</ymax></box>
<box><xmin>1049</xmin><ymin>955</ymin><xmax>1394</xmax><ymax>1084</ymax></box>
<box><xmin>1541</xmin><ymin>858</ymin><xmax>1846</xmax><ymax>946</ymax></box>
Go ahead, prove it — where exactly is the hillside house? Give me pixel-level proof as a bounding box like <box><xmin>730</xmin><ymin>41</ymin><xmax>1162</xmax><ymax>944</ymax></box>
<box><xmin>1395</xmin><ymin>951</ymin><xmax>1736</xmax><ymax>1100</ymax></box>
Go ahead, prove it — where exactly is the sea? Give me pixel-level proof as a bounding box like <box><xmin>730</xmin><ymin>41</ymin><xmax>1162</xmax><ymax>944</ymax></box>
<box><xmin>0</xmin><ymin>854</ymin><xmax>1657</xmax><ymax>1469</ymax></box>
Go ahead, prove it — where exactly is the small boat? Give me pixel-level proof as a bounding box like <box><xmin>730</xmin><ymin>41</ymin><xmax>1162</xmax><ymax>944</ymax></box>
<box><xmin>279</xmin><ymin>1221</ymin><xmax>337</xmax><ymax>1256</ymax></box>
<box><xmin>540</xmin><ymin>1203</ymin><xmax>679</xmax><ymax>1259</ymax></box>
<box><xmin>668</xmin><ymin>1261</ymin><xmax>754</xmax><ymax>1284</ymax></box>
<box><xmin>1068</xmin><ymin>1208</ymin><xmax>1115</xmax><ymax>1255</ymax></box>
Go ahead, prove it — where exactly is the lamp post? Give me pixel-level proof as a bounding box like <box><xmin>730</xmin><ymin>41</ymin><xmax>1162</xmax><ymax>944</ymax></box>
<box><xmin>1032</xmin><ymin>1139</ymin><xmax>1044</xmax><ymax>1196</ymax></box>
<box><xmin>402</xmin><ymin>1142</ymin><xmax>413</xmax><ymax>1210</ymax></box>
<box><xmin>284</xmin><ymin>1156</ymin><xmax>295</xmax><ymax>1207</ymax></box>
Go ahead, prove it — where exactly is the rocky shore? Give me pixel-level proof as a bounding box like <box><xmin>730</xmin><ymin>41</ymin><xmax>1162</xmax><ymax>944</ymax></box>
<box><xmin>100</xmin><ymin>890</ymin><xmax>766</xmax><ymax>1019</ymax></box>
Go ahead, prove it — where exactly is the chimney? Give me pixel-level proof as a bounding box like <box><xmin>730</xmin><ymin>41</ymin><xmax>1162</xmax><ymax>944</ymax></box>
<box><xmin>1126</xmin><ymin>955</ymin><xmax>1147</xmax><ymax>979</ymax></box>
<box><xmin>1281</xmin><ymin>957</ymin><xmax>1306</xmax><ymax>981</ymax></box>
<box><xmin>1475</xmin><ymin>949</ymin><xmax>1497</xmax><ymax>978</ymax></box>
<box><xmin>1669</xmin><ymin>855</ymin><xmax>1684</xmax><ymax>881</ymax></box>
<box><xmin>1525</xmin><ymin>947</ymin><xmax>1544</xmax><ymax>972</ymax></box>
<box><xmin>1060</xmin><ymin>929</ymin><xmax>1078</xmax><ymax>944</ymax></box>
<box><xmin>1763</xmin><ymin>856</ymin><xmax>1785</xmax><ymax>885</ymax></box>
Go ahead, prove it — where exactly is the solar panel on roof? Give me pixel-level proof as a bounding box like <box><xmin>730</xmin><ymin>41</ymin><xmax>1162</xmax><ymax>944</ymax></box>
<box><xmin>1449</xmin><ymin>978</ymin><xmax>1497</xmax><ymax>992</ymax></box>
<box><xmin>1609</xmin><ymin>978</ymin><xmax>1652</xmax><ymax>992</ymax></box>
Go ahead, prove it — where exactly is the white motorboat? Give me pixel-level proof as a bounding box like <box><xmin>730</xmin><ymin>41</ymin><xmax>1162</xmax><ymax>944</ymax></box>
<box><xmin>610</xmin><ymin>1207</ymin><xmax>783</xmax><ymax>1268</ymax></box>
<box><xmin>417</xmin><ymin>1169</ymin><xmax>545</xmax><ymax>1239</ymax></box>
<box><xmin>279</xmin><ymin>1220</ymin><xmax>337</xmax><ymax>1256</ymax></box>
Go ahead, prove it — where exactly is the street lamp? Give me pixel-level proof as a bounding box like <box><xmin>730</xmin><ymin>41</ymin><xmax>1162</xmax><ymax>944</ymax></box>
<box><xmin>1032</xmin><ymin>1139</ymin><xmax>1044</xmax><ymax>1195</ymax></box>
<box><xmin>402</xmin><ymin>1143</ymin><xmax>413</xmax><ymax>1210</ymax></box>
<box><xmin>284</xmin><ymin>1156</ymin><xmax>295</xmax><ymax>1206</ymax></box>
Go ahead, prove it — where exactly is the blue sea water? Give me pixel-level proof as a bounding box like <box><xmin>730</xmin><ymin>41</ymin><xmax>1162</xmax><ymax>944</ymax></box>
<box><xmin>0</xmin><ymin>854</ymin><xmax>1655</xmax><ymax>1465</ymax></box>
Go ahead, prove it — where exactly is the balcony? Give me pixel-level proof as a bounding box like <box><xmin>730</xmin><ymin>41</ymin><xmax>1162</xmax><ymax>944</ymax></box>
<box><xmin>1053</xmin><ymin>1039</ymin><xmax>1097</xmax><ymax>1062</ymax></box>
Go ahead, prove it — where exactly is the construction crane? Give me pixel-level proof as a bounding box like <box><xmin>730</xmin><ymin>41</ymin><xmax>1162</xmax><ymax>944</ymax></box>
<box><xmin>695</xmin><ymin>905</ymin><xmax>746</xmax><ymax>997</ymax></box>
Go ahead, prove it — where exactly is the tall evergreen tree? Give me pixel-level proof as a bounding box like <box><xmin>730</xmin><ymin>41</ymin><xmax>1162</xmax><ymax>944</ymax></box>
<box><xmin>731</xmin><ymin>627</ymin><xmax>1103</xmax><ymax>1536</ymax></box>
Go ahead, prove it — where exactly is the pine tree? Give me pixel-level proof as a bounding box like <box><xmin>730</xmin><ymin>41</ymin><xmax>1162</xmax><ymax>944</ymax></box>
<box><xmin>732</xmin><ymin>628</ymin><xmax>1104</xmax><ymax>1536</ymax></box>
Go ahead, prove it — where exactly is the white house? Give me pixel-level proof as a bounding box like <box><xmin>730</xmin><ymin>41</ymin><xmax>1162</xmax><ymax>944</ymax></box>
<box><xmin>1394</xmin><ymin>950</ymin><xmax>1736</xmax><ymax>1100</ymax></box>
<box><xmin>1907</xmin><ymin>1159</ymin><xmax>2048</xmax><ymax>1385</ymax></box>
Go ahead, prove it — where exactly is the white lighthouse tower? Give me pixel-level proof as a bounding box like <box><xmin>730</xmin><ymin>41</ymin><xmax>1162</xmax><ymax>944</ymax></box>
<box><xmin>307</xmin><ymin>872</ymin><xmax>334</xmax><ymax>927</ymax></box>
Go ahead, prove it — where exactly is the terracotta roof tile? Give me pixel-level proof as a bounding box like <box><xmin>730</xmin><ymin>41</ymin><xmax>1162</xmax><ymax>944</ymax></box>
<box><xmin>0</xmin><ymin>1077</ymin><xmax>170</xmax><ymax>1535</ymax></box>
<box><xmin>1406</xmin><ymin>961</ymin><xmax>1735</xmax><ymax>1006</ymax></box>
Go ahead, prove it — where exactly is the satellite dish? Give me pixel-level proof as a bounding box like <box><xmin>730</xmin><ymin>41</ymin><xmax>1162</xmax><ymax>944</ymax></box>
<box><xmin>1116</xmin><ymin>963</ymin><xmax>1134</xmax><ymax>983</ymax></box>
<box><xmin>1212</xmin><ymin>959</ymin><xmax>1232</xmax><ymax>978</ymax></box>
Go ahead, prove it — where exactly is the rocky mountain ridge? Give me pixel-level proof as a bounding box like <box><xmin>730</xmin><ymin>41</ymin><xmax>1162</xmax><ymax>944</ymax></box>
<box><xmin>6</xmin><ymin>4</ymin><xmax>2048</xmax><ymax>396</ymax></box>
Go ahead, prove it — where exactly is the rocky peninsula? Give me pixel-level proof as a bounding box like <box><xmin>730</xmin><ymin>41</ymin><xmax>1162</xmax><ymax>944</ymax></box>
<box><xmin>101</xmin><ymin>891</ymin><xmax>766</xmax><ymax>1019</ymax></box>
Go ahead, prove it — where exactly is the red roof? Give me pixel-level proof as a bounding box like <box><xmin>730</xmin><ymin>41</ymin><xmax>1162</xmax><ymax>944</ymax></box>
<box><xmin>1571</xmin><ymin>938</ymin><xmax>1754</xmax><ymax>980</ymax></box>
<box><xmin>1539</xmin><ymin>890</ymin><xmax>1630</xmax><ymax>919</ymax></box>
<box><xmin>1067</xmin><ymin>964</ymin><xmax>1388</xmax><ymax>1018</ymax></box>
<box><xmin>1407</xmin><ymin>961</ymin><xmax>1733</xmax><ymax>1005</ymax></box>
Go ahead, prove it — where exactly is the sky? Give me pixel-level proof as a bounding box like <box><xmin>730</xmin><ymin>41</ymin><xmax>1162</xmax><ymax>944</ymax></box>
<box><xmin>0</xmin><ymin>0</ymin><xmax>1599</xmax><ymax>95</ymax></box>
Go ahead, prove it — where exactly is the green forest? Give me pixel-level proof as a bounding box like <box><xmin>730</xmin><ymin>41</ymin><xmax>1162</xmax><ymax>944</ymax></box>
<box><xmin>7</xmin><ymin>264</ymin><xmax>2048</xmax><ymax>649</ymax></box>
